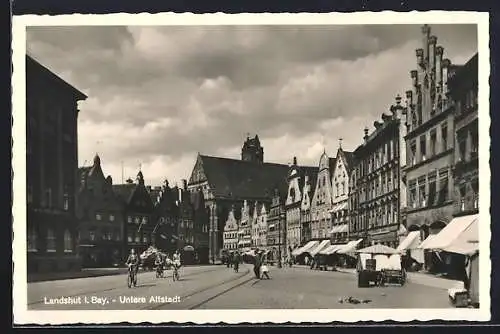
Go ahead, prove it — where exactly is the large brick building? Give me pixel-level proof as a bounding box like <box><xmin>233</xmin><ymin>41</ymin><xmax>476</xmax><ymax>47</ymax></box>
<box><xmin>26</xmin><ymin>55</ymin><xmax>87</xmax><ymax>274</ymax></box>
<box><xmin>76</xmin><ymin>155</ymin><xmax>125</xmax><ymax>267</ymax></box>
<box><xmin>187</xmin><ymin>135</ymin><xmax>289</xmax><ymax>263</ymax></box>
<box><xmin>450</xmin><ymin>53</ymin><xmax>479</xmax><ymax>217</ymax></box>
<box><xmin>402</xmin><ymin>25</ymin><xmax>462</xmax><ymax>240</ymax></box>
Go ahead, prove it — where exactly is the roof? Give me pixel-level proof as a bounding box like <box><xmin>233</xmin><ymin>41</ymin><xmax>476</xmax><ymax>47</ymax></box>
<box><xmin>343</xmin><ymin>151</ymin><xmax>355</xmax><ymax>172</ymax></box>
<box><xmin>112</xmin><ymin>184</ymin><xmax>136</xmax><ymax>204</ymax></box>
<box><xmin>197</xmin><ymin>155</ymin><xmax>290</xmax><ymax>200</ymax></box>
<box><xmin>297</xmin><ymin>165</ymin><xmax>319</xmax><ymax>192</ymax></box>
<box><xmin>26</xmin><ymin>54</ymin><xmax>87</xmax><ymax>101</ymax></box>
<box><xmin>328</xmin><ymin>158</ymin><xmax>337</xmax><ymax>172</ymax></box>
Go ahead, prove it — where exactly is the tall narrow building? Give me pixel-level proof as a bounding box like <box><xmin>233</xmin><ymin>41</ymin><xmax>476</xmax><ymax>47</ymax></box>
<box><xmin>26</xmin><ymin>55</ymin><xmax>87</xmax><ymax>274</ymax></box>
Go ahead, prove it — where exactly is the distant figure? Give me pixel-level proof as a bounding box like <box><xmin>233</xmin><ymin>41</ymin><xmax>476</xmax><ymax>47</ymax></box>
<box><xmin>254</xmin><ymin>253</ymin><xmax>262</xmax><ymax>278</ymax></box>
<box><xmin>260</xmin><ymin>261</ymin><xmax>271</xmax><ymax>279</ymax></box>
<box><xmin>233</xmin><ymin>251</ymin><xmax>240</xmax><ymax>273</ymax></box>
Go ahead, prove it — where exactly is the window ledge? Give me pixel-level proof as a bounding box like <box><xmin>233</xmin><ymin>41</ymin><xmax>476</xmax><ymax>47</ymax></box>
<box><xmin>64</xmin><ymin>250</ymin><xmax>73</xmax><ymax>253</ymax></box>
<box><xmin>46</xmin><ymin>249</ymin><xmax>56</xmax><ymax>253</ymax></box>
<box><xmin>28</xmin><ymin>249</ymin><xmax>38</xmax><ymax>253</ymax></box>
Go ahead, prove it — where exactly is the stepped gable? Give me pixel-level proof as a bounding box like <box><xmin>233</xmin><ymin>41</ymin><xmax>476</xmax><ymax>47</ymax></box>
<box><xmin>198</xmin><ymin>155</ymin><xmax>290</xmax><ymax>200</ymax></box>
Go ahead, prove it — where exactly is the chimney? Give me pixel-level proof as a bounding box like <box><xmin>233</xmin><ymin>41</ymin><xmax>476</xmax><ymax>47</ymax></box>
<box><xmin>293</xmin><ymin>156</ymin><xmax>297</xmax><ymax>166</ymax></box>
<box><xmin>436</xmin><ymin>46</ymin><xmax>444</xmax><ymax>89</ymax></box>
<box><xmin>421</xmin><ymin>24</ymin><xmax>431</xmax><ymax>61</ymax></box>
<box><xmin>391</xmin><ymin>94</ymin><xmax>403</xmax><ymax>118</ymax></box>
<box><xmin>182</xmin><ymin>179</ymin><xmax>187</xmax><ymax>191</ymax></box>
<box><xmin>363</xmin><ymin>127</ymin><xmax>369</xmax><ymax>143</ymax></box>
<box><xmin>442</xmin><ymin>58</ymin><xmax>451</xmax><ymax>95</ymax></box>
<box><xmin>429</xmin><ymin>35</ymin><xmax>437</xmax><ymax>70</ymax></box>
<box><xmin>416</xmin><ymin>48</ymin><xmax>424</xmax><ymax>68</ymax></box>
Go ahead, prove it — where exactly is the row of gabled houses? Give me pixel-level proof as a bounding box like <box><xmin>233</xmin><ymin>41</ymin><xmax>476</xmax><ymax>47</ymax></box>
<box><xmin>217</xmin><ymin>25</ymin><xmax>479</xmax><ymax>269</ymax></box>
<box><xmin>75</xmin><ymin>154</ymin><xmax>210</xmax><ymax>267</ymax></box>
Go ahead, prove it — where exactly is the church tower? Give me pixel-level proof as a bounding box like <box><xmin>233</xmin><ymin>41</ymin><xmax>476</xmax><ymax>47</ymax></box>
<box><xmin>241</xmin><ymin>134</ymin><xmax>264</xmax><ymax>163</ymax></box>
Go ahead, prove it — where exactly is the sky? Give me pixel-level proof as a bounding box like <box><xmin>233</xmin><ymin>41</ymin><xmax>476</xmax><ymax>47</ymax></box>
<box><xmin>26</xmin><ymin>24</ymin><xmax>478</xmax><ymax>187</ymax></box>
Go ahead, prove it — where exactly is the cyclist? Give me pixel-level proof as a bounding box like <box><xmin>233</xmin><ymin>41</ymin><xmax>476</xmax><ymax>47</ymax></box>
<box><xmin>126</xmin><ymin>248</ymin><xmax>139</xmax><ymax>285</ymax></box>
<box><xmin>172</xmin><ymin>250</ymin><xmax>181</xmax><ymax>280</ymax></box>
<box><xmin>154</xmin><ymin>252</ymin><xmax>164</xmax><ymax>277</ymax></box>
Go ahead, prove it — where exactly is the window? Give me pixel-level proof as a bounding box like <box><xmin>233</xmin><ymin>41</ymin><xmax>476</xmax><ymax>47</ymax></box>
<box><xmin>420</xmin><ymin>135</ymin><xmax>427</xmax><ymax>162</ymax></box>
<box><xmin>46</xmin><ymin>228</ymin><xmax>56</xmax><ymax>252</ymax></box>
<box><xmin>441</xmin><ymin>123</ymin><xmax>448</xmax><ymax>152</ymax></box>
<box><xmin>409</xmin><ymin>181</ymin><xmax>417</xmax><ymax>209</ymax></box>
<box><xmin>64</xmin><ymin>230</ymin><xmax>73</xmax><ymax>253</ymax></box>
<box><xmin>471</xmin><ymin>129</ymin><xmax>478</xmax><ymax>159</ymax></box>
<box><xmin>459</xmin><ymin>185</ymin><xmax>466</xmax><ymax>211</ymax></box>
<box><xmin>458</xmin><ymin>136</ymin><xmax>467</xmax><ymax>162</ymax></box>
<box><xmin>134</xmin><ymin>217</ymin><xmax>140</xmax><ymax>224</ymax></box>
<box><xmin>27</xmin><ymin>185</ymin><xmax>33</xmax><ymax>204</ymax></box>
<box><xmin>63</xmin><ymin>193</ymin><xmax>69</xmax><ymax>211</ymax></box>
<box><xmin>89</xmin><ymin>231</ymin><xmax>96</xmax><ymax>241</ymax></box>
<box><xmin>128</xmin><ymin>231</ymin><xmax>133</xmax><ymax>242</ymax></box>
<box><xmin>430</xmin><ymin>130</ymin><xmax>437</xmax><ymax>157</ymax></box>
<box><xmin>128</xmin><ymin>216</ymin><xmax>132</xmax><ymax>223</ymax></box>
<box><xmin>472</xmin><ymin>180</ymin><xmax>479</xmax><ymax>209</ymax></box>
<box><xmin>115</xmin><ymin>230</ymin><xmax>121</xmax><ymax>241</ymax></box>
<box><xmin>143</xmin><ymin>233</ymin><xmax>148</xmax><ymax>243</ymax></box>
<box><xmin>428</xmin><ymin>174</ymin><xmax>437</xmax><ymax>206</ymax></box>
<box><xmin>45</xmin><ymin>188</ymin><xmax>52</xmax><ymax>208</ymax></box>
<box><xmin>410</xmin><ymin>140</ymin><xmax>417</xmax><ymax>166</ymax></box>
<box><xmin>438</xmin><ymin>172</ymin><xmax>449</xmax><ymax>204</ymax></box>
<box><xmin>419</xmin><ymin>181</ymin><xmax>426</xmax><ymax>207</ymax></box>
<box><xmin>109</xmin><ymin>214</ymin><xmax>115</xmax><ymax>222</ymax></box>
<box><xmin>28</xmin><ymin>227</ymin><xmax>38</xmax><ymax>252</ymax></box>
<box><xmin>96</xmin><ymin>214</ymin><xmax>102</xmax><ymax>221</ymax></box>
<box><xmin>135</xmin><ymin>232</ymin><xmax>140</xmax><ymax>243</ymax></box>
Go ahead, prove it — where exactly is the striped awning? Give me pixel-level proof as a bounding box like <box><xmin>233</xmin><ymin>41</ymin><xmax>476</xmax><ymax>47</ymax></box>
<box><xmin>329</xmin><ymin>224</ymin><xmax>348</xmax><ymax>234</ymax></box>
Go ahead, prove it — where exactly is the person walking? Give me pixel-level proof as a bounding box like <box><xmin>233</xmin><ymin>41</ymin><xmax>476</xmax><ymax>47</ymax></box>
<box><xmin>260</xmin><ymin>260</ymin><xmax>271</xmax><ymax>279</ymax></box>
<box><xmin>233</xmin><ymin>251</ymin><xmax>240</xmax><ymax>273</ymax></box>
<box><xmin>254</xmin><ymin>252</ymin><xmax>262</xmax><ymax>279</ymax></box>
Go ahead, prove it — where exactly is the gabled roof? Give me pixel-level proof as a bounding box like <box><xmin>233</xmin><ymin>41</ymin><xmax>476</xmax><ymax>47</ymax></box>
<box><xmin>297</xmin><ymin>166</ymin><xmax>319</xmax><ymax>191</ymax></box>
<box><xmin>196</xmin><ymin>155</ymin><xmax>290</xmax><ymax>200</ymax></box>
<box><xmin>328</xmin><ymin>157</ymin><xmax>337</xmax><ymax>172</ymax></box>
<box><xmin>112</xmin><ymin>184</ymin><xmax>136</xmax><ymax>204</ymax></box>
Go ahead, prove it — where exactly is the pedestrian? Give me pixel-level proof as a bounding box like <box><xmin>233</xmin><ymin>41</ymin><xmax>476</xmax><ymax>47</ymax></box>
<box><xmin>260</xmin><ymin>260</ymin><xmax>271</xmax><ymax>279</ymax></box>
<box><xmin>233</xmin><ymin>251</ymin><xmax>240</xmax><ymax>273</ymax></box>
<box><xmin>254</xmin><ymin>252</ymin><xmax>262</xmax><ymax>279</ymax></box>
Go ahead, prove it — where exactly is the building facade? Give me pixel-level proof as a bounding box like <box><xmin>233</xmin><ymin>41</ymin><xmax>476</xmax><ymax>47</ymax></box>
<box><xmin>238</xmin><ymin>200</ymin><xmax>253</xmax><ymax>249</ymax></box>
<box><xmin>113</xmin><ymin>172</ymin><xmax>155</xmax><ymax>255</ymax></box>
<box><xmin>267</xmin><ymin>188</ymin><xmax>286</xmax><ymax>262</ymax></box>
<box><xmin>285</xmin><ymin>157</ymin><xmax>318</xmax><ymax>252</ymax></box>
<box><xmin>300</xmin><ymin>172</ymin><xmax>316</xmax><ymax>244</ymax></box>
<box><xmin>451</xmin><ymin>54</ymin><xmax>479</xmax><ymax>217</ymax></box>
<box><xmin>350</xmin><ymin>97</ymin><xmax>405</xmax><ymax>248</ymax></box>
<box><xmin>223</xmin><ymin>206</ymin><xmax>239</xmax><ymax>250</ymax></box>
<box><xmin>187</xmin><ymin>135</ymin><xmax>289</xmax><ymax>263</ymax></box>
<box><xmin>26</xmin><ymin>55</ymin><xmax>87</xmax><ymax>273</ymax></box>
<box><xmin>330</xmin><ymin>146</ymin><xmax>354</xmax><ymax>243</ymax></box>
<box><xmin>150</xmin><ymin>180</ymin><xmax>179</xmax><ymax>255</ymax></box>
<box><xmin>402</xmin><ymin>25</ymin><xmax>460</xmax><ymax>239</ymax></box>
<box><xmin>310</xmin><ymin>152</ymin><xmax>335</xmax><ymax>240</ymax></box>
<box><xmin>76</xmin><ymin>155</ymin><xmax>124</xmax><ymax>267</ymax></box>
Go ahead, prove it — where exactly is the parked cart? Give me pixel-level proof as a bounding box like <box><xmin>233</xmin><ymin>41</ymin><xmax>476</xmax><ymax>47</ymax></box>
<box><xmin>355</xmin><ymin>244</ymin><xmax>403</xmax><ymax>288</ymax></box>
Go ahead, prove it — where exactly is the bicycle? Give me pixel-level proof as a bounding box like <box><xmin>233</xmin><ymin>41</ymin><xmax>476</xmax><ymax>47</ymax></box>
<box><xmin>155</xmin><ymin>264</ymin><xmax>164</xmax><ymax>278</ymax></box>
<box><xmin>172</xmin><ymin>261</ymin><xmax>181</xmax><ymax>281</ymax></box>
<box><xmin>127</xmin><ymin>264</ymin><xmax>137</xmax><ymax>288</ymax></box>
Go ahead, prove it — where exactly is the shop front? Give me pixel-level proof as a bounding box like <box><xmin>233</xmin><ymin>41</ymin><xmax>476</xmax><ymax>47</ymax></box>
<box><xmin>368</xmin><ymin>225</ymin><xmax>399</xmax><ymax>249</ymax></box>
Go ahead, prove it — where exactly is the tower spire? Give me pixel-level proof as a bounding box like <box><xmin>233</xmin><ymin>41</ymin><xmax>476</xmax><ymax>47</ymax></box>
<box><xmin>339</xmin><ymin>137</ymin><xmax>343</xmax><ymax>150</ymax></box>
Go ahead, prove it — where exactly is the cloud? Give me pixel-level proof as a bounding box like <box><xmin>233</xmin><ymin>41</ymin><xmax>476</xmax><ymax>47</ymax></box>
<box><xmin>26</xmin><ymin>24</ymin><xmax>478</xmax><ymax>186</ymax></box>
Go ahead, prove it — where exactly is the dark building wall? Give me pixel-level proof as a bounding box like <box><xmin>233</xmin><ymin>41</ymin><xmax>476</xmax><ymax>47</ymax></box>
<box><xmin>451</xmin><ymin>54</ymin><xmax>479</xmax><ymax>217</ymax></box>
<box><xmin>26</xmin><ymin>55</ymin><xmax>87</xmax><ymax>274</ymax></box>
<box><xmin>76</xmin><ymin>157</ymin><xmax>125</xmax><ymax>267</ymax></box>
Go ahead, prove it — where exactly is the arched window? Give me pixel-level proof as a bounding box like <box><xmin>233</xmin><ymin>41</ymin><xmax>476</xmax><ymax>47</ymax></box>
<box><xmin>64</xmin><ymin>230</ymin><xmax>73</xmax><ymax>253</ymax></box>
<box><xmin>46</xmin><ymin>228</ymin><xmax>56</xmax><ymax>252</ymax></box>
<box><xmin>28</xmin><ymin>226</ymin><xmax>38</xmax><ymax>252</ymax></box>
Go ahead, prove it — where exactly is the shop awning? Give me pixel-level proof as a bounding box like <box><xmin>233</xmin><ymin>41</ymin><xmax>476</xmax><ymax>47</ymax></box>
<box><xmin>337</xmin><ymin>239</ymin><xmax>363</xmax><ymax>254</ymax></box>
<box><xmin>418</xmin><ymin>234</ymin><xmax>436</xmax><ymax>249</ymax></box>
<box><xmin>397</xmin><ymin>231</ymin><xmax>421</xmax><ymax>251</ymax></box>
<box><xmin>329</xmin><ymin>202</ymin><xmax>348</xmax><ymax>213</ymax></box>
<box><xmin>309</xmin><ymin>239</ymin><xmax>331</xmax><ymax>256</ymax></box>
<box><xmin>421</xmin><ymin>214</ymin><xmax>479</xmax><ymax>251</ymax></box>
<box><xmin>291</xmin><ymin>240</ymin><xmax>319</xmax><ymax>256</ymax></box>
<box><xmin>357</xmin><ymin>244</ymin><xmax>399</xmax><ymax>255</ymax></box>
<box><xmin>442</xmin><ymin>216</ymin><xmax>479</xmax><ymax>256</ymax></box>
<box><xmin>337</xmin><ymin>224</ymin><xmax>348</xmax><ymax>233</ymax></box>
<box><xmin>320</xmin><ymin>244</ymin><xmax>345</xmax><ymax>255</ymax></box>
